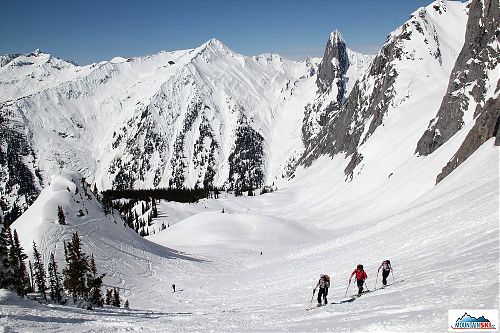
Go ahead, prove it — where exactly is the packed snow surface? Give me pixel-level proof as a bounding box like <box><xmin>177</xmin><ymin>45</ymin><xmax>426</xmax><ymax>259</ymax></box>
<box><xmin>2</xmin><ymin>1</ymin><xmax>498</xmax><ymax>331</ymax></box>
<box><xmin>3</xmin><ymin>139</ymin><xmax>498</xmax><ymax>332</ymax></box>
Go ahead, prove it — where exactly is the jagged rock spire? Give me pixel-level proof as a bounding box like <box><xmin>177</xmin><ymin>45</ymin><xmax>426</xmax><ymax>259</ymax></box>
<box><xmin>316</xmin><ymin>30</ymin><xmax>349</xmax><ymax>93</ymax></box>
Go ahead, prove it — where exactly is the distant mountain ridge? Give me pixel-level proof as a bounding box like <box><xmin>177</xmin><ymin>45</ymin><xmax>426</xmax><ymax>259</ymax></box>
<box><xmin>0</xmin><ymin>34</ymin><xmax>373</xmax><ymax>221</ymax></box>
<box><xmin>1</xmin><ymin>0</ymin><xmax>498</xmax><ymax>225</ymax></box>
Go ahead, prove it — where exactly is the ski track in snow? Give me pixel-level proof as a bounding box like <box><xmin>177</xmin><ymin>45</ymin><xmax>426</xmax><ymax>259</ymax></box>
<box><xmin>3</xmin><ymin>142</ymin><xmax>498</xmax><ymax>332</ymax></box>
<box><xmin>2</xmin><ymin>1</ymin><xmax>499</xmax><ymax>331</ymax></box>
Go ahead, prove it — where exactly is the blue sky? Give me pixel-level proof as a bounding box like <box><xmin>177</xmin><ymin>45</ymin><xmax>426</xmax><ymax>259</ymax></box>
<box><xmin>0</xmin><ymin>0</ymin><xmax>436</xmax><ymax>64</ymax></box>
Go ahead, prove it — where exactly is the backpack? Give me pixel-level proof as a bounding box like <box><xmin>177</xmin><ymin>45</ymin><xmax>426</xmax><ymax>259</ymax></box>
<box><xmin>323</xmin><ymin>274</ymin><xmax>330</xmax><ymax>288</ymax></box>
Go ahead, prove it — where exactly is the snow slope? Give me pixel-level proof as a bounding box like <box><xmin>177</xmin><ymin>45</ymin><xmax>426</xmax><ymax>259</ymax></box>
<box><xmin>2</xmin><ymin>1</ymin><xmax>498</xmax><ymax>332</ymax></box>
<box><xmin>0</xmin><ymin>33</ymin><xmax>374</xmax><ymax>220</ymax></box>
<box><xmin>3</xmin><ymin>138</ymin><xmax>498</xmax><ymax>333</ymax></box>
<box><xmin>0</xmin><ymin>41</ymin><xmax>321</xmax><ymax>191</ymax></box>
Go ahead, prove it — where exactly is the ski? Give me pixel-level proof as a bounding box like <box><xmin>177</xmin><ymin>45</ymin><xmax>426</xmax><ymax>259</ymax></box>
<box><xmin>350</xmin><ymin>289</ymin><xmax>372</xmax><ymax>298</ymax></box>
<box><xmin>306</xmin><ymin>280</ymin><xmax>406</xmax><ymax>310</ymax></box>
<box><xmin>306</xmin><ymin>304</ymin><xmax>324</xmax><ymax>311</ymax></box>
<box><xmin>306</xmin><ymin>297</ymin><xmax>356</xmax><ymax>310</ymax></box>
<box><xmin>375</xmin><ymin>279</ymin><xmax>405</xmax><ymax>291</ymax></box>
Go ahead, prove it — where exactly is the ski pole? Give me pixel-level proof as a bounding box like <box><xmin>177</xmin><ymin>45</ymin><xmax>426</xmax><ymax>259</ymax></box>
<box><xmin>310</xmin><ymin>289</ymin><xmax>316</xmax><ymax>307</ymax></box>
<box><xmin>364</xmin><ymin>281</ymin><xmax>369</xmax><ymax>292</ymax></box>
<box><xmin>345</xmin><ymin>281</ymin><xmax>351</xmax><ymax>298</ymax></box>
<box><xmin>374</xmin><ymin>270</ymin><xmax>379</xmax><ymax>291</ymax></box>
<box><xmin>391</xmin><ymin>270</ymin><xmax>396</xmax><ymax>284</ymax></box>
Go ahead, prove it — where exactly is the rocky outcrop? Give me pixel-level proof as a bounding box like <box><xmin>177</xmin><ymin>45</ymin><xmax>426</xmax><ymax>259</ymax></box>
<box><xmin>316</xmin><ymin>30</ymin><xmax>349</xmax><ymax>95</ymax></box>
<box><xmin>300</xmin><ymin>23</ymin><xmax>405</xmax><ymax>174</ymax></box>
<box><xmin>412</xmin><ymin>0</ymin><xmax>499</xmax><ymax>183</ymax></box>
<box><xmin>437</xmin><ymin>95</ymin><xmax>500</xmax><ymax>183</ymax></box>
<box><xmin>415</xmin><ymin>0</ymin><xmax>499</xmax><ymax>157</ymax></box>
<box><xmin>299</xmin><ymin>1</ymin><xmax>471</xmax><ymax>181</ymax></box>
<box><xmin>302</xmin><ymin>31</ymin><xmax>371</xmax><ymax>150</ymax></box>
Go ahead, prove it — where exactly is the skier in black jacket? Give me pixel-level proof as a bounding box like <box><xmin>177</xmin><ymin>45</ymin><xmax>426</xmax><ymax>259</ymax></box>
<box><xmin>313</xmin><ymin>274</ymin><xmax>330</xmax><ymax>306</ymax></box>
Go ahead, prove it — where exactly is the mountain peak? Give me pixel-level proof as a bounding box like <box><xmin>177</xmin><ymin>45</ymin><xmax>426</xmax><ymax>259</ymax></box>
<box><xmin>28</xmin><ymin>48</ymin><xmax>46</xmax><ymax>57</ymax></box>
<box><xmin>316</xmin><ymin>30</ymin><xmax>349</xmax><ymax>93</ymax></box>
<box><xmin>195</xmin><ymin>38</ymin><xmax>236</xmax><ymax>62</ymax></box>
<box><xmin>329</xmin><ymin>30</ymin><xmax>344</xmax><ymax>44</ymax></box>
<box><xmin>201</xmin><ymin>38</ymin><xmax>229</xmax><ymax>52</ymax></box>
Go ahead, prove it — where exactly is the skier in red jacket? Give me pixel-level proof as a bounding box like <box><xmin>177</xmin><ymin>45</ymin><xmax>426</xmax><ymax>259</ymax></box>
<box><xmin>349</xmin><ymin>264</ymin><xmax>368</xmax><ymax>295</ymax></box>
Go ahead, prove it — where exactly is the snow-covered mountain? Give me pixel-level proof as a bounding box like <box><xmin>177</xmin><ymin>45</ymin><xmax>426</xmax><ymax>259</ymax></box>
<box><xmin>302</xmin><ymin>30</ymin><xmax>375</xmax><ymax>152</ymax></box>
<box><xmin>1</xmin><ymin>0</ymin><xmax>497</xmax><ymax>223</ymax></box>
<box><xmin>2</xmin><ymin>0</ymin><xmax>499</xmax><ymax>331</ymax></box>
<box><xmin>299</xmin><ymin>0</ymin><xmax>499</xmax><ymax>185</ymax></box>
<box><xmin>0</xmin><ymin>35</ymin><xmax>373</xmax><ymax>221</ymax></box>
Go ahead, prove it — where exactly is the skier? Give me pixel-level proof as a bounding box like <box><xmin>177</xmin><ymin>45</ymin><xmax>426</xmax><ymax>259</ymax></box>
<box><xmin>313</xmin><ymin>274</ymin><xmax>330</xmax><ymax>306</ymax></box>
<box><xmin>349</xmin><ymin>264</ymin><xmax>368</xmax><ymax>295</ymax></box>
<box><xmin>172</xmin><ymin>284</ymin><xmax>176</xmax><ymax>292</ymax></box>
<box><xmin>378</xmin><ymin>260</ymin><xmax>393</xmax><ymax>286</ymax></box>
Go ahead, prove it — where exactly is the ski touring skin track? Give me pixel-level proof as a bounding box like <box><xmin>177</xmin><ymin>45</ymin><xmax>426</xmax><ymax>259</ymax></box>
<box><xmin>306</xmin><ymin>280</ymin><xmax>405</xmax><ymax>310</ymax></box>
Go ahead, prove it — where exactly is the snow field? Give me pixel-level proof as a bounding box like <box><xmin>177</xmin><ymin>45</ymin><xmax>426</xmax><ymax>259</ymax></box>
<box><xmin>4</xmin><ymin>139</ymin><xmax>498</xmax><ymax>332</ymax></box>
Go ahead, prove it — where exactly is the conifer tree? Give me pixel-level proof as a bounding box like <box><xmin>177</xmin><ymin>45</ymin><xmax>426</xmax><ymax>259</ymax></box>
<box><xmin>151</xmin><ymin>198</ymin><xmax>158</xmax><ymax>218</ymax></box>
<box><xmin>32</xmin><ymin>242</ymin><xmax>48</xmax><ymax>300</ymax></box>
<box><xmin>48</xmin><ymin>253</ymin><xmax>63</xmax><ymax>303</ymax></box>
<box><xmin>57</xmin><ymin>206</ymin><xmax>66</xmax><ymax>225</ymax></box>
<box><xmin>28</xmin><ymin>261</ymin><xmax>35</xmax><ymax>292</ymax></box>
<box><xmin>0</xmin><ymin>224</ymin><xmax>13</xmax><ymax>289</ymax></box>
<box><xmin>86</xmin><ymin>254</ymin><xmax>105</xmax><ymax>307</ymax></box>
<box><xmin>9</xmin><ymin>230</ymin><xmax>30</xmax><ymax>297</ymax></box>
<box><xmin>126</xmin><ymin>212</ymin><xmax>134</xmax><ymax>229</ymax></box>
<box><xmin>63</xmin><ymin>232</ymin><xmax>89</xmax><ymax>302</ymax></box>
<box><xmin>112</xmin><ymin>287</ymin><xmax>121</xmax><ymax>307</ymax></box>
<box><xmin>105</xmin><ymin>288</ymin><xmax>112</xmax><ymax>305</ymax></box>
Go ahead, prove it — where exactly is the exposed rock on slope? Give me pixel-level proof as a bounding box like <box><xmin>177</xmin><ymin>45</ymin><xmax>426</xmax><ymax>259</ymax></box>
<box><xmin>302</xmin><ymin>32</ymin><xmax>374</xmax><ymax>150</ymax></box>
<box><xmin>434</xmin><ymin>0</ymin><xmax>499</xmax><ymax>183</ymax></box>
<box><xmin>300</xmin><ymin>0</ymin><xmax>467</xmax><ymax>180</ymax></box>
<box><xmin>416</xmin><ymin>0</ymin><xmax>499</xmax><ymax>158</ymax></box>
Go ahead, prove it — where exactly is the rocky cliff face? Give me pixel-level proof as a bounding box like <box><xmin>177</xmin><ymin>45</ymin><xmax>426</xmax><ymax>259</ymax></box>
<box><xmin>316</xmin><ymin>30</ymin><xmax>349</xmax><ymax>95</ymax></box>
<box><xmin>300</xmin><ymin>0</ymin><xmax>465</xmax><ymax>179</ymax></box>
<box><xmin>433</xmin><ymin>0</ymin><xmax>499</xmax><ymax>183</ymax></box>
<box><xmin>416</xmin><ymin>0</ymin><xmax>499</xmax><ymax>158</ymax></box>
<box><xmin>302</xmin><ymin>32</ymin><xmax>374</xmax><ymax>151</ymax></box>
